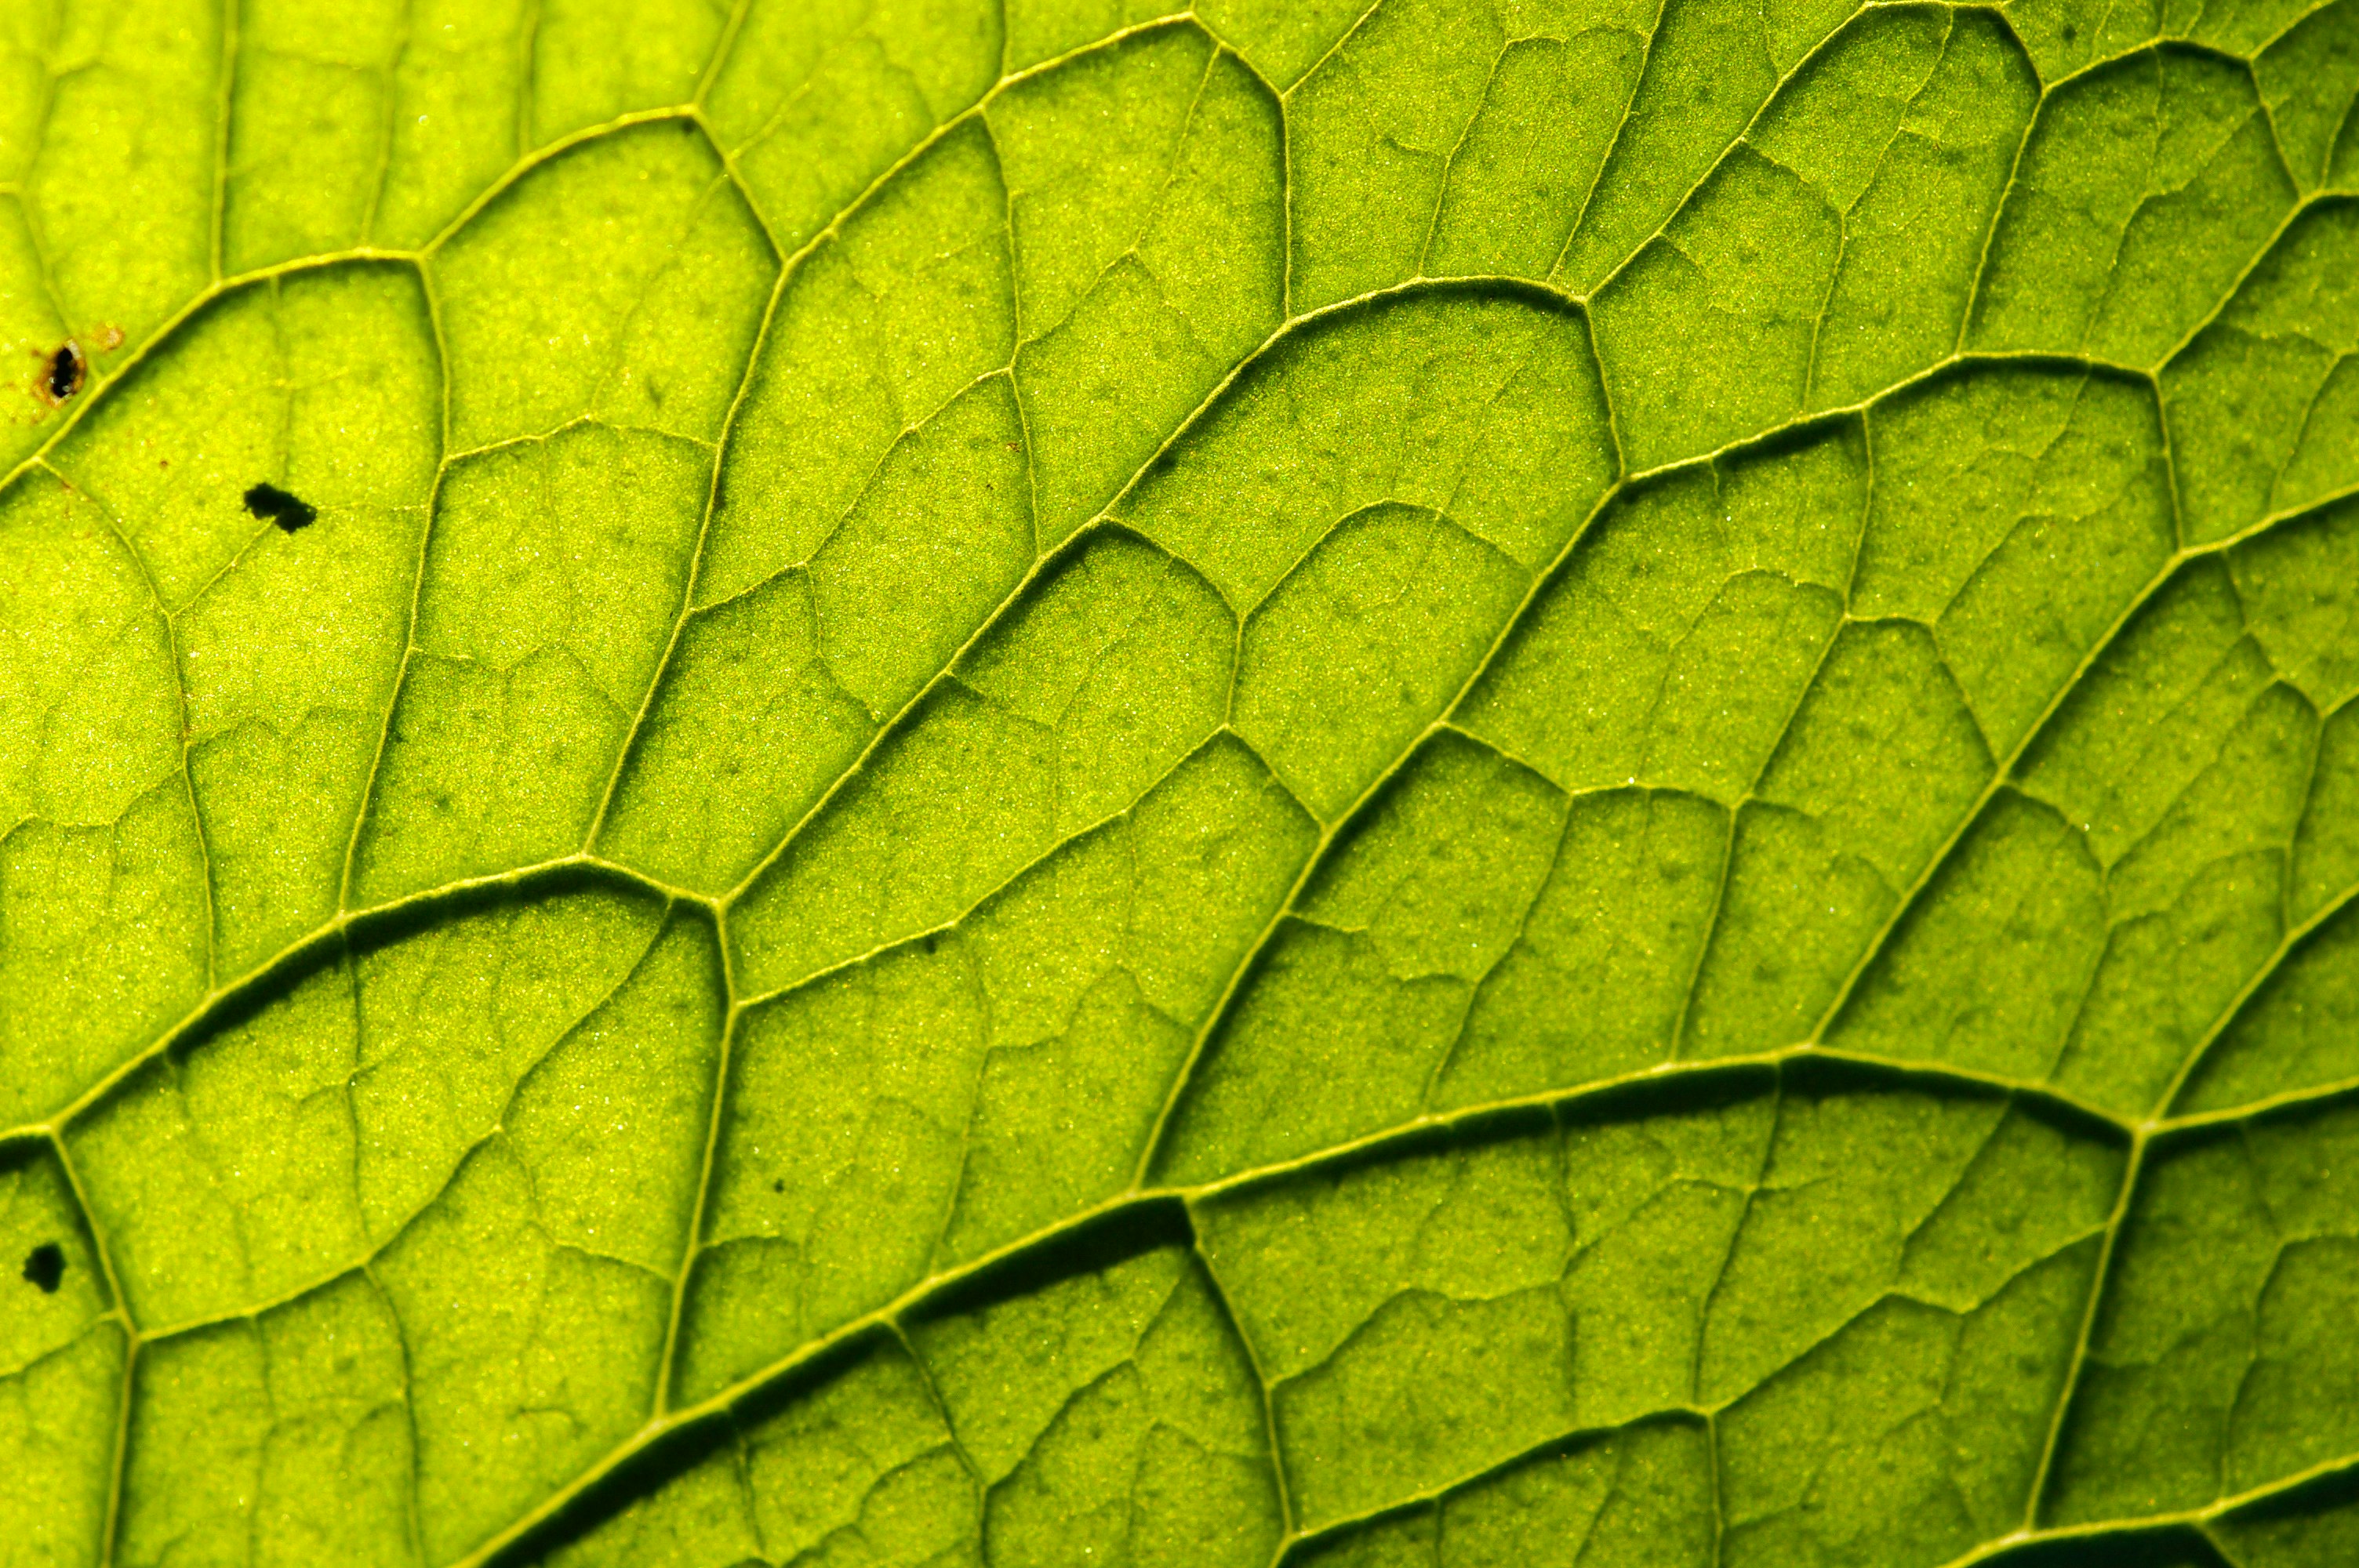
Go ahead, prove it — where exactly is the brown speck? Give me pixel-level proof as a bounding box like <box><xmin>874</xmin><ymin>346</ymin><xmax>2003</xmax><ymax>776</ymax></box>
<box><xmin>39</xmin><ymin>340</ymin><xmax>83</xmax><ymax>405</ymax></box>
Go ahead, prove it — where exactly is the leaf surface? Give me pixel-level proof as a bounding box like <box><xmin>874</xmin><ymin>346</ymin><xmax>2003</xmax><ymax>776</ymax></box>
<box><xmin>3</xmin><ymin>3</ymin><xmax>2359</xmax><ymax>1565</ymax></box>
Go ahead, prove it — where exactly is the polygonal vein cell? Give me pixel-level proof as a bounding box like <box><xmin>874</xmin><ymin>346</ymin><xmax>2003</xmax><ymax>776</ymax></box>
<box><xmin>1157</xmin><ymin>728</ymin><xmax>1619</xmax><ymax>1179</ymax></box>
<box><xmin>95</xmin><ymin>888</ymin><xmax>724</xmax><ymax>1568</ymax></box>
<box><xmin>351</xmin><ymin>124</ymin><xmax>776</xmax><ymax>904</ymax></box>
<box><xmin>233</xmin><ymin>0</ymin><xmax>735</xmax><ymax>263</ymax></box>
<box><xmin>1683</xmin><ymin>365</ymin><xmax>2168</xmax><ymax>1065</ymax></box>
<box><xmin>2047</xmin><ymin>1098</ymin><xmax>2359</xmax><ymax>1527</ymax></box>
<box><xmin>2255</xmin><ymin>0</ymin><xmax>2359</xmax><ymax>196</ymax></box>
<box><xmin>1587</xmin><ymin>5</ymin><xmax>2036</xmax><ymax>470</ymax></box>
<box><xmin>538</xmin><ymin>1228</ymin><xmax>1283</xmax><ymax>1567</ymax></box>
<box><xmin>1191</xmin><ymin>1068</ymin><xmax>2121</xmax><ymax>1555</ymax></box>
<box><xmin>1968</xmin><ymin>45</ymin><xmax>2299</xmax><ymax>370</ymax></box>
<box><xmin>1549</xmin><ymin>0</ymin><xmax>1883</xmax><ymax>299</ymax></box>
<box><xmin>677</xmin><ymin>735</ymin><xmax>1314</xmax><ymax>1402</ymax></box>
<box><xmin>431</xmin><ymin>120</ymin><xmax>777</xmax><ymax>455</ymax></box>
<box><xmin>1277</xmin><ymin>0</ymin><xmax>1665</xmax><ymax>309</ymax></box>
<box><xmin>702</xmin><ymin>0</ymin><xmax>1003</xmax><ymax>253</ymax></box>
<box><xmin>351</xmin><ymin>423</ymin><xmax>715</xmax><ymax>902</ymax></box>
<box><xmin>601</xmin><ymin>120</ymin><xmax>1028</xmax><ymax>896</ymax></box>
<box><xmin>729</xmin><ymin>531</ymin><xmax>1242</xmax><ymax>992</ymax></box>
<box><xmin>2163</xmin><ymin>198</ymin><xmax>2359</xmax><ymax>546</ymax></box>
<box><xmin>994</xmin><ymin>24</ymin><xmax>1285</xmax><ymax>544</ymax></box>
<box><xmin>1837</xmin><ymin>490</ymin><xmax>2359</xmax><ymax>1118</ymax></box>
<box><xmin>603</xmin><ymin>28</ymin><xmax>1284</xmax><ymax>897</ymax></box>
<box><xmin>68</xmin><ymin>883</ymin><xmax>672</xmax><ymax>1330</ymax></box>
<box><xmin>1117</xmin><ymin>286</ymin><xmax>1616</xmax><ymax>815</ymax></box>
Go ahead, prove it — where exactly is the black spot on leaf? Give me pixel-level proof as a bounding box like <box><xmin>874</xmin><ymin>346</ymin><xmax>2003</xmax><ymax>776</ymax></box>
<box><xmin>772</xmin><ymin>1178</ymin><xmax>786</xmax><ymax>1193</ymax></box>
<box><xmin>42</xmin><ymin>341</ymin><xmax>83</xmax><ymax>404</ymax></box>
<box><xmin>21</xmin><ymin>1241</ymin><xmax>64</xmax><ymax>1294</ymax></box>
<box><xmin>243</xmin><ymin>481</ymin><xmax>318</xmax><ymax>533</ymax></box>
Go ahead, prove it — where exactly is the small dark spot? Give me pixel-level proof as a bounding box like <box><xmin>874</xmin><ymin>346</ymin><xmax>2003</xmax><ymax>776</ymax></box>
<box><xmin>2061</xmin><ymin>23</ymin><xmax>2078</xmax><ymax>42</ymax></box>
<box><xmin>42</xmin><ymin>341</ymin><xmax>83</xmax><ymax>404</ymax></box>
<box><xmin>772</xmin><ymin>1178</ymin><xmax>787</xmax><ymax>1193</ymax></box>
<box><xmin>21</xmin><ymin>1242</ymin><xmax>64</xmax><ymax>1294</ymax></box>
<box><xmin>921</xmin><ymin>933</ymin><xmax>939</xmax><ymax>954</ymax></box>
<box><xmin>243</xmin><ymin>481</ymin><xmax>318</xmax><ymax>533</ymax></box>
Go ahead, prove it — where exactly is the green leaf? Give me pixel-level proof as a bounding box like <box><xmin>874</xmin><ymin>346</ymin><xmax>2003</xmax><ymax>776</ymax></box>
<box><xmin>2</xmin><ymin>3</ymin><xmax>2357</xmax><ymax>1565</ymax></box>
